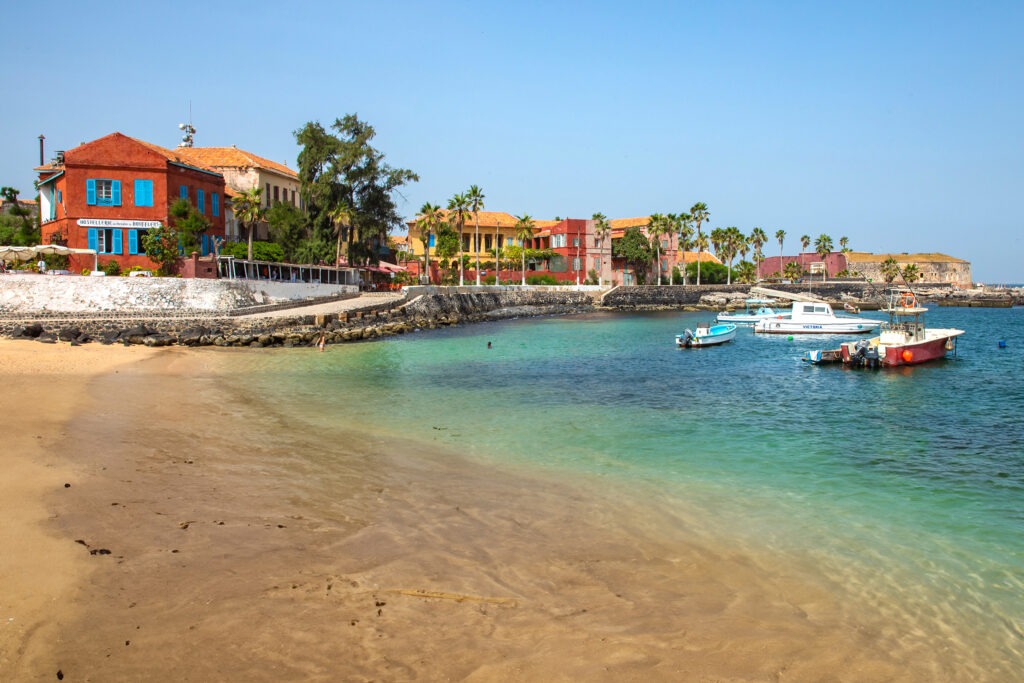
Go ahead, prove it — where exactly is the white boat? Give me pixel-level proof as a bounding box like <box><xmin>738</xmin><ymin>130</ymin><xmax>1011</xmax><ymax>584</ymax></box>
<box><xmin>676</xmin><ymin>322</ymin><xmax>738</xmax><ymax>348</ymax></box>
<box><xmin>754</xmin><ymin>301</ymin><xmax>883</xmax><ymax>335</ymax></box>
<box><xmin>716</xmin><ymin>299</ymin><xmax>790</xmax><ymax>325</ymax></box>
<box><xmin>839</xmin><ymin>289</ymin><xmax>965</xmax><ymax>367</ymax></box>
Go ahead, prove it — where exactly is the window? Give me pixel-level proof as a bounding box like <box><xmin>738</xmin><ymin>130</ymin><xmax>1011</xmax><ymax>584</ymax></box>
<box><xmin>572</xmin><ymin>237</ymin><xmax>580</xmax><ymax>247</ymax></box>
<box><xmin>572</xmin><ymin>257</ymin><xmax>581</xmax><ymax>271</ymax></box>
<box><xmin>266</xmin><ymin>183</ymin><xmax>271</xmax><ymax>206</ymax></box>
<box><xmin>88</xmin><ymin>228</ymin><xmax>122</xmax><ymax>255</ymax></box>
<box><xmin>212</xmin><ymin>192</ymin><xmax>219</xmax><ymax>217</ymax></box>
<box><xmin>661</xmin><ymin>239</ymin><xmax>668</xmax><ymax>249</ymax></box>
<box><xmin>593</xmin><ymin>257</ymin><xmax>601</xmax><ymax>269</ymax></box>
<box><xmin>86</xmin><ymin>179</ymin><xmax>121</xmax><ymax>206</ymax></box>
<box><xmin>484</xmin><ymin>235</ymin><xmax>493</xmax><ymax>251</ymax></box>
<box><xmin>197</xmin><ymin>189</ymin><xmax>205</xmax><ymax>213</ymax></box>
<box><xmin>134</xmin><ymin>179</ymin><xmax>154</xmax><ymax>207</ymax></box>
<box><xmin>180</xmin><ymin>185</ymin><xmax>188</xmax><ymax>200</ymax></box>
<box><xmin>552</xmin><ymin>234</ymin><xmax>567</xmax><ymax>248</ymax></box>
<box><xmin>291</xmin><ymin>190</ymin><xmax>296</xmax><ymax>205</ymax></box>
<box><xmin>129</xmin><ymin>229</ymin><xmax>149</xmax><ymax>255</ymax></box>
<box><xmin>273</xmin><ymin>186</ymin><xmax>280</xmax><ymax>203</ymax></box>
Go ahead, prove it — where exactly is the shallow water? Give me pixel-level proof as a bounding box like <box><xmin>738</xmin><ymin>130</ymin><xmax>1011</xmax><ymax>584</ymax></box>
<box><xmin>215</xmin><ymin>304</ymin><xmax>1024</xmax><ymax>678</ymax></box>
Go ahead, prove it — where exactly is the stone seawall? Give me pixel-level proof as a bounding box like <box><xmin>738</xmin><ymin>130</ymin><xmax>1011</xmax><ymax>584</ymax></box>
<box><xmin>2</xmin><ymin>281</ymin><xmax>1015</xmax><ymax>349</ymax></box>
<box><xmin>2</xmin><ymin>288</ymin><xmax>597</xmax><ymax>348</ymax></box>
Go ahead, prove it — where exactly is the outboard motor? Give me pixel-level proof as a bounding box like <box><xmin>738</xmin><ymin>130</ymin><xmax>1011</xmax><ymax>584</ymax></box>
<box><xmin>681</xmin><ymin>329</ymin><xmax>695</xmax><ymax>347</ymax></box>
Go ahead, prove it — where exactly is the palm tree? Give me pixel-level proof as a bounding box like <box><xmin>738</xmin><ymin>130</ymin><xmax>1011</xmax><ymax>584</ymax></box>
<box><xmin>903</xmin><ymin>263</ymin><xmax>921</xmax><ymax>283</ymax></box>
<box><xmin>749</xmin><ymin>227</ymin><xmax>767</xmax><ymax>281</ymax></box>
<box><xmin>800</xmin><ymin>234</ymin><xmax>810</xmax><ymax>253</ymax></box>
<box><xmin>514</xmin><ymin>214</ymin><xmax>536</xmax><ymax>285</ymax></box>
<box><xmin>447</xmin><ymin>192</ymin><xmax>471</xmax><ymax>286</ymax></box>
<box><xmin>415</xmin><ymin>202</ymin><xmax>443</xmax><ymax>284</ymax></box>
<box><xmin>328</xmin><ymin>201</ymin><xmax>354</xmax><ymax>266</ymax></box>
<box><xmin>783</xmin><ymin>260</ymin><xmax>803</xmax><ymax>281</ymax></box>
<box><xmin>231</xmin><ymin>187</ymin><xmax>265</xmax><ymax>275</ymax></box>
<box><xmin>690</xmin><ymin>202</ymin><xmax>710</xmax><ymax>285</ymax></box>
<box><xmin>592</xmin><ymin>212</ymin><xmax>611</xmax><ymax>287</ymax></box>
<box><xmin>839</xmin><ymin>235</ymin><xmax>850</xmax><ymax>253</ymax></box>
<box><xmin>665</xmin><ymin>213</ymin><xmax>681</xmax><ymax>285</ymax></box>
<box><xmin>648</xmin><ymin>213</ymin><xmax>668</xmax><ymax>285</ymax></box>
<box><xmin>814</xmin><ymin>234</ymin><xmax>833</xmax><ymax>281</ymax></box>
<box><xmin>677</xmin><ymin>212</ymin><xmax>694</xmax><ymax>285</ymax></box>
<box><xmin>775</xmin><ymin>229</ymin><xmax>786</xmax><ymax>278</ymax></box>
<box><xmin>880</xmin><ymin>257</ymin><xmax>901</xmax><ymax>283</ymax></box>
<box><xmin>467</xmin><ymin>185</ymin><xmax>485</xmax><ymax>285</ymax></box>
<box><xmin>694</xmin><ymin>233</ymin><xmax>709</xmax><ymax>282</ymax></box>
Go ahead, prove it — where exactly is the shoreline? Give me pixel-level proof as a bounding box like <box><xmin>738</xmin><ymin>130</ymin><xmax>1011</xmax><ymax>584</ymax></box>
<box><xmin>0</xmin><ymin>341</ymin><xmax>162</xmax><ymax>678</ymax></box>
<box><xmin>1</xmin><ymin>340</ymin><xmax>993</xmax><ymax>680</ymax></box>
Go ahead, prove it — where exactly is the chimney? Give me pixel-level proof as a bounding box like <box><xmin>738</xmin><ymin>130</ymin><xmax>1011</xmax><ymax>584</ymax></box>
<box><xmin>38</xmin><ymin>135</ymin><xmax>45</xmax><ymax>165</ymax></box>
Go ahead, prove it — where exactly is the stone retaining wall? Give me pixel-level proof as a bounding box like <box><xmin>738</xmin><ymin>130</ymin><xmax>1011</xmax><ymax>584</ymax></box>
<box><xmin>2</xmin><ymin>282</ymin><xmax>1016</xmax><ymax>349</ymax></box>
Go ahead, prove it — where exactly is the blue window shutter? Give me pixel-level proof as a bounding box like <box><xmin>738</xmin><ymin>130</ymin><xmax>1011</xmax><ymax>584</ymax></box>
<box><xmin>49</xmin><ymin>187</ymin><xmax>56</xmax><ymax>220</ymax></box>
<box><xmin>128</xmin><ymin>230</ymin><xmax>139</xmax><ymax>255</ymax></box>
<box><xmin>57</xmin><ymin>189</ymin><xmax>62</xmax><ymax>203</ymax></box>
<box><xmin>112</xmin><ymin>229</ymin><xmax>123</xmax><ymax>254</ymax></box>
<box><xmin>212</xmin><ymin>192</ymin><xmax>219</xmax><ymax>216</ymax></box>
<box><xmin>180</xmin><ymin>185</ymin><xmax>188</xmax><ymax>200</ymax></box>
<box><xmin>134</xmin><ymin>179</ymin><xmax>154</xmax><ymax>207</ymax></box>
<box><xmin>87</xmin><ymin>229</ymin><xmax>98</xmax><ymax>251</ymax></box>
<box><xmin>112</xmin><ymin>181</ymin><xmax>121</xmax><ymax>206</ymax></box>
<box><xmin>86</xmin><ymin>179</ymin><xmax>97</xmax><ymax>205</ymax></box>
<box><xmin>429</xmin><ymin>234</ymin><xmax>436</xmax><ymax>247</ymax></box>
<box><xmin>197</xmin><ymin>189</ymin><xmax>205</xmax><ymax>213</ymax></box>
<box><xmin>201</xmin><ymin>234</ymin><xmax>209</xmax><ymax>255</ymax></box>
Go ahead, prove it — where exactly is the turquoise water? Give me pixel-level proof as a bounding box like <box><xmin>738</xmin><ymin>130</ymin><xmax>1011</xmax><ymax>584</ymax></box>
<box><xmin>222</xmin><ymin>305</ymin><xmax>1024</xmax><ymax>673</ymax></box>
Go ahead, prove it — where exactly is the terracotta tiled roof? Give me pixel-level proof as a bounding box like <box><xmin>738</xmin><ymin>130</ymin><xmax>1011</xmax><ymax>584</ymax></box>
<box><xmin>174</xmin><ymin>146</ymin><xmax>298</xmax><ymax>179</ymax></box>
<box><xmin>609</xmin><ymin>216</ymin><xmax>650</xmax><ymax>229</ymax></box>
<box><xmin>845</xmin><ymin>251</ymin><xmax>968</xmax><ymax>264</ymax></box>
<box><xmin>677</xmin><ymin>250</ymin><xmax>722</xmax><ymax>264</ymax></box>
<box><xmin>126</xmin><ymin>136</ymin><xmax>210</xmax><ymax>168</ymax></box>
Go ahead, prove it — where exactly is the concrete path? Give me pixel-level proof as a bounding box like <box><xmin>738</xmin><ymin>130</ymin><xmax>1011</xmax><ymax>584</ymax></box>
<box><xmin>232</xmin><ymin>292</ymin><xmax>408</xmax><ymax>320</ymax></box>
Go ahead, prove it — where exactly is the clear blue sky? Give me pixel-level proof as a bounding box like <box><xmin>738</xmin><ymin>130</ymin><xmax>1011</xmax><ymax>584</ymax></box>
<box><xmin>3</xmin><ymin>1</ymin><xmax>1021</xmax><ymax>281</ymax></box>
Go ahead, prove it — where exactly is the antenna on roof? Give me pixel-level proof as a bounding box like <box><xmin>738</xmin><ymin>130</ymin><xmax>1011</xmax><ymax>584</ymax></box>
<box><xmin>178</xmin><ymin>101</ymin><xmax>196</xmax><ymax>148</ymax></box>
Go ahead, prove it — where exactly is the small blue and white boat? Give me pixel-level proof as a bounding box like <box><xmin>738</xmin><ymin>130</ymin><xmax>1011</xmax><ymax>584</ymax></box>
<box><xmin>716</xmin><ymin>298</ymin><xmax>790</xmax><ymax>325</ymax></box>
<box><xmin>676</xmin><ymin>322</ymin><xmax>738</xmax><ymax>348</ymax></box>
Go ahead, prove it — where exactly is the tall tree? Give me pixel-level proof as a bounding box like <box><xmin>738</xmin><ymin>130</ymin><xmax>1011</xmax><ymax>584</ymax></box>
<box><xmin>231</xmin><ymin>187</ymin><xmax>265</xmax><ymax>271</ymax></box>
<box><xmin>689</xmin><ymin>202</ymin><xmax>709</xmax><ymax>285</ymax></box>
<box><xmin>467</xmin><ymin>185</ymin><xmax>485</xmax><ymax>285</ymax></box>
<box><xmin>677</xmin><ymin>212</ymin><xmax>694</xmax><ymax>285</ymax></box>
<box><xmin>775</xmin><ymin>229</ymin><xmax>786</xmax><ymax>278</ymax></box>
<box><xmin>647</xmin><ymin>213</ymin><xmax>668</xmax><ymax>285</ymax></box>
<box><xmin>415</xmin><ymin>202</ymin><xmax>444</xmax><ymax>284</ymax></box>
<box><xmin>800</xmin><ymin>234</ymin><xmax>811</xmax><ymax>252</ymax></box>
<box><xmin>448</xmin><ymin>192</ymin><xmax>471</xmax><ymax>286</ymax></box>
<box><xmin>514</xmin><ymin>214</ymin><xmax>536</xmax><ymax>285</ymax></box>
<box><xmin>592</xmin><ymin>212</ymin><xmax>611</xmax><ymax>287</ymax></box>
<box><xmin>328</xmin><ymin>201</ymin><xmax>353</xmax><ymax>266</ymax></box>
<box><xmin>839</xmin><ymin>235</ymin><xmax>850</xmax><ymax>252</ymax></box>
<box><xmin>614</xmin><ymin>227</ymin><xmax>654</xmax><ymax>284</ymax></box>
<box><xmin>902</xmin><ymin>263</ymin><xmax>921</xmax><ymax>283</ymax></box>
<box><xmin>749</xmin><ymin>227</ymin><xmax>767</xmax><ymax>281</ymax></box>
<box><xmin>814</xmin><ymin>233</ymin><xmax>833</xmax><ymax>281</ymax></box>
<box><xmin>295</xmin><ymin>115</ymin><xmax>418</xmax><ymax>268</ymax></box>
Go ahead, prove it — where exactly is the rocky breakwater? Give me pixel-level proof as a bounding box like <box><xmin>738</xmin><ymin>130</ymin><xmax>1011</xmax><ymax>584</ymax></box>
<box><xmin>4</xmin><ymin>288</ymin><xmax>596</xmax><ymax>349</ymax></box>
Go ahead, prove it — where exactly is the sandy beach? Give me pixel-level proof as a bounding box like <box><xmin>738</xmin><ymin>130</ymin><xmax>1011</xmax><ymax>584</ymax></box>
<box><xmin>0</xmin><ymin>339</ymin><xmax>968</xmax><ymax>681</ymax></box>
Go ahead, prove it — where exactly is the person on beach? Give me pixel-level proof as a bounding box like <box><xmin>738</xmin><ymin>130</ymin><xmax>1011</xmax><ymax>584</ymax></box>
<box><xmin>317</xmin><ymin>331</ymin><xmax>326</xmax><ymax>351</ymax></box>
<box><xmin>37</xmin><ymin>258</ymin><xmax>46</xmax><ymax>274</ymax></box>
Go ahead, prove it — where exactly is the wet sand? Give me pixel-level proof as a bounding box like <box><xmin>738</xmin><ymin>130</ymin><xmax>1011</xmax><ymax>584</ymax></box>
<box><xmin>1</xmin><ymin>340</ymin><xmax>967</xmax><ymax>681</ymax></box>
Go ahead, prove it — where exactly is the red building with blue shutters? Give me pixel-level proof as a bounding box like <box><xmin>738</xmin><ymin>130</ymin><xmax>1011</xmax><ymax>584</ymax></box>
<box><xmin>36</xmin><ymin>132</ymin><xmax>226</xmax><ymax>273</ymax></box>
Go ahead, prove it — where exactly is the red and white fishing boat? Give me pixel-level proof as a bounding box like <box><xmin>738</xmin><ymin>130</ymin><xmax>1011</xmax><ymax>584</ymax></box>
<box><xmin>839</xmin><ymin>289</ymin><xmax>964</xmax><ymax>367</ymax></box>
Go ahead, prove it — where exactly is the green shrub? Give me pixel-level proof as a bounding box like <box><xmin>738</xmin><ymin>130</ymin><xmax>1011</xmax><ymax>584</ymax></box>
<box><xmin>103</xmin><ymin>260</ymin><xmax>122</xmax><ymax>276</ymax></box>
<box><xmin>220</xmin><ymin>240</ymin><xmax>285</xmax><ymax>262</ymax></box>
<box><xmin>526</xmin><ymin>274</ymin><xmax>558</xmax><ymax>285</ymax></box>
